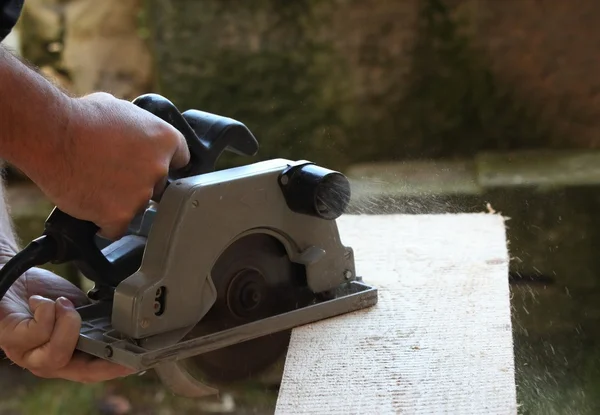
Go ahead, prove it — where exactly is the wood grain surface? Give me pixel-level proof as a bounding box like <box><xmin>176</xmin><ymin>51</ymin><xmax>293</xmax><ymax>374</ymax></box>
<box><xmin>275</xmin><ymin>213</ymin><xmax>517</xmax><ymax>415</ymax></box>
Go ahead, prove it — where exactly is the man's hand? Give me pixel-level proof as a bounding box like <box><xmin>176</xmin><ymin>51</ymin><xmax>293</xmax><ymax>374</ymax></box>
<box><xmin>0</xmin><ymin>266</ymin><xmax>135</xmax><ymax>382</ymax></box>
<box><xmin>1</xmin><ymin>47</ymin><xmax>191</xmax><ymax>239</ymax></box>
<box><xmin>36</xmin><ymin>92</ymin><xmax>190</xmax><ymax>239</ymax></box>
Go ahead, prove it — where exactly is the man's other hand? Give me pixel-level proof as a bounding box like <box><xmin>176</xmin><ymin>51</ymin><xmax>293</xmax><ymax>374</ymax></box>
<box><xmin>0</xmin><ymin>267</ymin><xmax>135</xmax><ymax>382</ymax></box>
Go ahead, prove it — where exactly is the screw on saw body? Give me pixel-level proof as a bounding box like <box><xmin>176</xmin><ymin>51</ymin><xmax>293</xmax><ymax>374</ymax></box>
<box><xmin>104</xmin><ymin>346</ymin><xmax>113</xmax><ymax>358</ymax></box>
<box><xmin>344</xmin><ymin>270</ymin><xmax>353</xmax><ymax>280</ymax></box>
<box><xmin>154</xmin><ymin>286</ymin><xmax>166</xmax><ymax>316</ymax></box>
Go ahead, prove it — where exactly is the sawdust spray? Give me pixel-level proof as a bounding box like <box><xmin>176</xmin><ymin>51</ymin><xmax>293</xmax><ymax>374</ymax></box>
<box><xmin>342</xmin><ymin>174</ymin><xmax>589</xmax><ymax>415</ymax></box>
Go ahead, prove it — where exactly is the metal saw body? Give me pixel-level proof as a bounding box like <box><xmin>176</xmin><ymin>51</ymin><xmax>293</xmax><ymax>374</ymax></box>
<box><xmin>0</xmin><ymin>93</ymin><xmax>378</xmax><ymax>398</ymax></box>
<box><xmin>112</xmin><ymin>157</ymin><xmax>357</xmax><ymax>341</ymax></box>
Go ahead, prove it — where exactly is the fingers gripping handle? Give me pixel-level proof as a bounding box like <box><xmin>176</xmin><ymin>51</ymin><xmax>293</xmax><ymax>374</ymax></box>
<box><xmin>132</xmin><ymin>94</ymin><xmax>207</xmax><ymax>185</ymax></box>
<box><xmin>37</xmin><ymin>94</ymin><xmax>259</xmax><ymax>288</ymax></box>
<box><xmin>132</xmin><ymin>93</ymin><xmax>259</xmax><ymax>185</ymax></box>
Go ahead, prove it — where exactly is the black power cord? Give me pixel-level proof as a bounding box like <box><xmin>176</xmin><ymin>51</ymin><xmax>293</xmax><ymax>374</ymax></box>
<box><xmin>0</xmin><ymin>235</ymin><xmax>58</xmax><ymax>301</ymax></box>
<box><xmin>0</xmin><ymin>206</ymin><xmax>150</xmax><ymax>303</ymax></box>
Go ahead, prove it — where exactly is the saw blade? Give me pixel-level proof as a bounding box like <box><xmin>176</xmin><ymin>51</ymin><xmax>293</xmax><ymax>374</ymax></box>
<box><xmin>167</xmin><ymin>232</ymin><xmax>314</xmax><ymax>386</ymax></box>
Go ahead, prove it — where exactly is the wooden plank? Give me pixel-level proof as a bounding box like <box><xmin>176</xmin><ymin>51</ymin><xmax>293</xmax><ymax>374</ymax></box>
<box><xmin>275</xmin><ymin>213</ymin><xmax>517</xmax><ymax>415</ymax></box>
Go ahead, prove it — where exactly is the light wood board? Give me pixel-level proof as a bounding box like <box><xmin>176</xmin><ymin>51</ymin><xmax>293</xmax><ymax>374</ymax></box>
<box><xmin>275</xmin><ymin>213</ymin><xmax>517</xmax><ymax>415</ymax></box>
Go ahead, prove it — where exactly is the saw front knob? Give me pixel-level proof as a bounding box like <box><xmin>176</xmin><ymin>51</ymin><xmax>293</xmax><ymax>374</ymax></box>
<box><xmin>278</xmin><ymin>161</ymin><xmax>352</xmax><ymax>220</ymax></box>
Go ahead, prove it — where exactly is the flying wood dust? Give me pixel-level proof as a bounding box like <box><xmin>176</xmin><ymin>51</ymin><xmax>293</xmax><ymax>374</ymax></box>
<box><xmin>344</xmin><ymin>177</ymin><xmax>490</xmax><ymax>215</ymax></box>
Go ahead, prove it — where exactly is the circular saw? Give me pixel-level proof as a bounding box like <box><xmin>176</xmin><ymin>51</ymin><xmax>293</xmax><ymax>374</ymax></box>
<box><xmin>0</xmin><ymin>93</ymin><xmax>378</xmax><ymax>397</ymax></box>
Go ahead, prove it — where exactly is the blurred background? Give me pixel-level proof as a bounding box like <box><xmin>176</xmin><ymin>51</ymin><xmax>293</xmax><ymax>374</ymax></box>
<box><xmin>2</xmin><ymin>0</ymin><xmax>600</xmax><ymax>413</ymax></box>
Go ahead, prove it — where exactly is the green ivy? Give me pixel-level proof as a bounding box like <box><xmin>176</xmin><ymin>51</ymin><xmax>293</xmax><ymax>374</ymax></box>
<box><xmin>147</xmin><ymin>0</ymin><xmax>560</xmax><ymax>169</ymax></box>
<box><xmin>389</xmin><ymin>0</ymin><xmax>556</xmax><ymax>160</ymax></box>
<box><xmin>150</xmin><ymin>0</ymin><xmax>354</xmax><ymax>170</ymax></box>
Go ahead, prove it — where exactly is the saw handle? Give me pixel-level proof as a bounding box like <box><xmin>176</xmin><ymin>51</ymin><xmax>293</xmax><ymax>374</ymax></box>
<box><xmin>42</xmin><ymin>208</ymin><xmax>145</xmax><ymax>287</ymax></box>
<box><xmin>22</xmin><ymin>94</ymin><xmax>259</xmax><ymax>289</ymax></box>
<box><xmin>131</xmin><ymin>93</ymin><xmax>259</xmax><ymax>196</ymax></box>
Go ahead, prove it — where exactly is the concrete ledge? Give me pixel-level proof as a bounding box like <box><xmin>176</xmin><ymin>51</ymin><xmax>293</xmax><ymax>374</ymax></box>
<box><xmin>476</xmin><ymin>150</ymin><xmax>600</xmax><ymax>188</ymax></box>
<box><xmin>345</xmin><ymin>149</ymin><xmax>600</xmax><ymax>289</ymax></box>
<box><xmin>348</xmin><ymin>158</ymin><xmax>481</xmax><ymax>197</ymax></box>
<box><xmin>347</xmin><ymin>149</ymin><xmax>600</xmax><ymax>201</ymax></box>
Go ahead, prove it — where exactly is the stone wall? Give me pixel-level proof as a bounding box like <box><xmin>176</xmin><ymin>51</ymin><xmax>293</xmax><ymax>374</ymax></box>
<box><xmin>18</xmin><ymin>0</ymin><xmax>152</xmax><ymax>100</ymax></box>
<box><xmin>13</xmin><ymin>0</ymin><xmax>600</xmax><ymax>167</ymax></box>
<box><xmin>464</xmin><ymin>0</ymin><xmax>600</xmax><ymax>150</ymax></box>
<box><xmin>143</xmin><ymin>0</ymin><xmax>418</xmax><ymax>170</ymax></box>
<box><xmin>140</xmin><ymin>0</ymin><xmax>600</xmax><ymax>169</ymax></box>
<box><xmin>11</xmin><ymin>0</ymin><xmax>600</xmax><ymax>288</ymax></box>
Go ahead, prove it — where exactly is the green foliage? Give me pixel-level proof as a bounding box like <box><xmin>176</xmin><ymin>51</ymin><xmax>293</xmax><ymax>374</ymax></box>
<box><xmin>144</xmin><ymin>2</ymin><xmax>337</xmax><ymax>170</ymax></box>
<box><xmin>149</xmin><ymin>0</ymin><xmax>559</xmax><ymax>169</ymax></box>
<box><xmin>389</xmin><ymin>0</ymin><xmax>555</xmax><ymax>159</ymax></box>
<box><xmin>11</xmin><ymin>380</ymin><xmax>105</xmax><ymax>415</ymax></box>
<box><xmin>17</xmin><ymin>6</ymin><xmax>63</xmax><ymax>70</ymax></box>
<box><xmin>167</xmin><ymin>49</ymin><xmax>351</xmax><ymax>170</ymax></box>
<box><xmin>136</xmin><ymin>7</ymin><xmax>151</xmax><ymax>40</ymax></box>
<box><xmin>153</xmin><ymin>1</ymin><xmax>354</xmax><ymax>170</ymax></box>
<box><xmin>3</xmin><ymin>374</ymin><xmax>278</xmax><ymax>415</ymax></box>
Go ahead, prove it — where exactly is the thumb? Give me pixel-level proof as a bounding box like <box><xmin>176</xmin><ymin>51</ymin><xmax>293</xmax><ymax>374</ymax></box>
<box><xmin>1</xmin><ymin>295</ymin><xmax>57</xmax><ymax>351</ymax></box>
<box><xmin>169</xmin><ymin>129</ymin><xmax>190</xmax><ymax>170</ymax></box>
<box><xmin>0</xmin><ymin>295</ymin><xmax>55</xmax><ymax>351</ymax></box>
<box><xmin>28</xmin><ymin>295</ymin><xmax>56</xmax><ymax>334</ymax></box>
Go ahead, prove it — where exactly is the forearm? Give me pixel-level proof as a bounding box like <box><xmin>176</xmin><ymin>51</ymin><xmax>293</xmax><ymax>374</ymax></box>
<box><xmin>0</xmin><ymin>45</ymin><xmax>73</xmax><ymax>183</ymax></box>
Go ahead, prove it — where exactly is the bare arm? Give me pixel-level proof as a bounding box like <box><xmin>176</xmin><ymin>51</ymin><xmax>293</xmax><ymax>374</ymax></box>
<box><xmin>0</xmin><ymin>44</ymin><xmax>66</xmax><ymax>254</ymax></box>
<box><xmin>0</xmin><ymin>45</ymin><xmax>72</xmax><ymax>186</ymax></box>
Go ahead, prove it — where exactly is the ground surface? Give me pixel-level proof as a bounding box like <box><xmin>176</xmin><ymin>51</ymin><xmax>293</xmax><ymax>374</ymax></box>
<box><xmin>0</xmin><ymin>363</ymin><xmax>279</xmax><ymax>415</ymax></box>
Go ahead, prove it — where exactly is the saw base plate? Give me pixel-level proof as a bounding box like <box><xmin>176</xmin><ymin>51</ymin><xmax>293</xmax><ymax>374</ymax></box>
<box><xmin>75</xmin><ymin>280</ymin><xmax>377</xmax><ymax>372</ymax></box>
